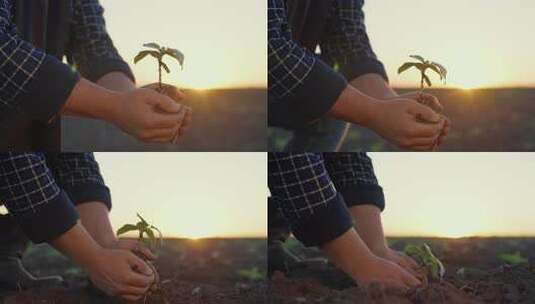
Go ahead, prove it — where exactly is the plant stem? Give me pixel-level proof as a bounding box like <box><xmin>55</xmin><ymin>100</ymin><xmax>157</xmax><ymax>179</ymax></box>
<box><xmin>158</xmin><ymin>60</ymin><xmax>162</xmax><ymax>91</ymax></box>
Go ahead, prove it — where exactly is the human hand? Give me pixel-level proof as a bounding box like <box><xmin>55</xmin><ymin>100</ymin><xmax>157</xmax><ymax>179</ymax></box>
<box><xmin>141</xmin><ymin>83</ymin><xmax>193</xmax><ymax>142</ymax></box>
<box><xmin>108</xmin><ymin>239</ymin><xmax>157</xmax><ymax>262</ymax></box>
<box><xmin>367</xmin><ymin>99</ymin><xmax>446</xmax><ymax>151</ymax></box>
<box><xmin>374</xmin><ymin>247</ymin><xmax>422</xmax><ymax>279</ymax></box>
<box><xmin>85</xmin><ymin>248</ymin><xmax>155</xmax><ymax>301</ymax></box>
<box><xmin>111</xmin><ymin>88</ymin><xmax>190</xmax><ymax>143</ymax></box>
<box><xmin>352</xmin><ymin>254</ymin><xmax>421</xmax><ymax>290</ymax></box>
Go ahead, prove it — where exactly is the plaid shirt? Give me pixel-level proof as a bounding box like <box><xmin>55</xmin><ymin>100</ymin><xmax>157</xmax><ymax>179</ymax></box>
<box><xmin>268</xmin><ymin>152</ymin><xmax>384</xmax><ymax>246</ymax></box>
<box><xmin>268</xmin><ymin>0</ymin><xmax>387</xmax><ymax>127</ymax></box>
<box><xmin>0</xmin><ymin>0</ymin><xmax>133</xmax><ymax>123</ymax></box>
<box><xmin>0</xmin><ymin>152</ymin><xmax>111</xmax><ymax>243</ymax></box>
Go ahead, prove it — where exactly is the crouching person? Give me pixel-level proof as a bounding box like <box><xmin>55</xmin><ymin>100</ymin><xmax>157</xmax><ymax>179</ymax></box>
<box><xmin>0</xmin><ymin>153</ymin><xmax>156</xmax><ymax>301</ymax></box>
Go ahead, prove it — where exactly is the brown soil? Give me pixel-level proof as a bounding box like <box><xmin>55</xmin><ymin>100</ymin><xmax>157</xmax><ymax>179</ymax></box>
<box><xmin>268</xmin><ymin>237</ymin><xmax>535</xmax><ymax>304</ymax></box>
<box><xmin>0</xmin><ymin>238</ymin><xmax>268</xmax><ymax>304</ymax></box>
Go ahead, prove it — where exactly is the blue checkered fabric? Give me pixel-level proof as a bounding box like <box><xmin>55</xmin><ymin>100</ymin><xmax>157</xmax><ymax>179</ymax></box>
<box><xmin>268</xmin><ymin>0</ymin><xmax>378</xmax><ymax>100</ymax></box>
<box><xmin>0</xmin><ymin>153</ymin><xmax>106</xmax><ymax>217</ymax></box>
<box><xmin>269</xmin><ymin>152</ymin><xmax>379</xmax><ymax>222</ymax></box>
<box><xmin>0</xmin><ymin>0</ymin><xmax>130</xmax><ymax>113</ymax></box>
<box><xmin>0</xmin><ymin>0</ymin><xmax>47</xmax><ymax>110</ymax></box>
<box><xmin>68</xmin><ymin>0</ymin><xmax>128</xmax><ymax>79</ymax></box>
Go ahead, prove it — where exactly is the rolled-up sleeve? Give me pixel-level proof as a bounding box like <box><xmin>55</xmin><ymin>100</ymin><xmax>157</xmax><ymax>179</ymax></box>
<box><xmin>0</xmin><ymin>3</ymin><xmax>80</xmax><ymax>124</ymax></box>
<box><xmin>323</xmin><ymin>152</ymin><xmax>385</xmax><ymax>211</ymax></box>
<box><xmin>268</xmin><ymin>0</ymin><xmax>347</xmax><ymax>125</ymax></box>
<box><xmin>0</xmin><ymin>153</ymin><xmax>79</xmax><ymax>243</ymax></box>
<box><xmin>268</xmin><ymin>153</ymin><xmax>353</xmax><ymax>247</ymax></box>
<box><xmin>66</xmin><ymin>0</ymin><xmax>134</xmax><ymax>83</ymax></box>
<box><xmin>46</xmin><ymin>153</ymin><xmax>111</xmax><ymax>210</ymax></box>
<box><xmin>320</xmin><ymin>0</ymin><xmax>388</xmax><ymax>83</ymax></box>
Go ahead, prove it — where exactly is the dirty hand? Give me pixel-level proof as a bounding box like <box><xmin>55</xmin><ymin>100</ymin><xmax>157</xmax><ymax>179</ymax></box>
<box><xmin>353</xmin><ymin>255</ymin><xmax>422</xmax><ymax>290</ymax></box>
<box><xmin>111</xmin><ymin>88</ymin><xmax>190</xmax><ymax>143</ymax></box>
<box><xmin>368</xmin><ymin>99</ymin><xmax>446</xmax><ymax>151</ymax></box>
<box><xmin>375</xmin><ymin>248</ymin><xmax>422</xmax><ymax>279</ymax></box>
<box><xmin>86</xmin><ymin>248</ymin><xmax>155</xmax><ymax>301</ymax></box>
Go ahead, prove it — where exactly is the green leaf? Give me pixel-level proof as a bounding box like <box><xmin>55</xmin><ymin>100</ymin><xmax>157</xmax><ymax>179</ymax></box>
<box><xmin>160</xmin><ymin>61</ymin><xmax>170</xmax><ymax>73</ymax></box>
<box><xmin>431</xmin><ymin>62</ymin><xmax>448</xmax><ymax>81</ymax></box>
<box><xmin>398</xmin><ymin>62</ymin><xmax>418</xmax><ymax>74</ymax></box>
<box><xmin>137</xmin><ymin>213</ymin><xmax>149</xmax><ymax>225</ymax></box>
<box><xmin>134</xmin><ymin>50</ymin><xmax>160</xmax><ymax>64</ymax></box>
<box><xmin>163</xmin><ymin>48</ymin><xmax>185</xmax><ymax>69</ymax></box>
<box><xmin>425</xmin><ymin>63</ymin><xmax>443</xmax><ymax>80</ymax></box>
<box><xmin>143</xmin><ymin>42</ymin><xmax>161</xmax><ymax>51</ymax></box>
<box><xmin>150</xmin><ymin>225</ymin><xmax>163</xmax><ymax>241</ymax></box>
<box><xmin>117</xmin><ymin>224</ymin><xmax>138</xmax><ymax>236</ymax></box>
<box><xmin>423</xmin><ymin>74</ymin><xmax>432</xmax><ymax>87</ymax></box>
<box><xmin>409</xmin><ymin>55</ymin><xmax>426</xmax><ymax>63</ymax></box>
<box><xmin>144</xmin><ymin>227</ymin><xmax>156</xmax><ymax>240</ymax></box>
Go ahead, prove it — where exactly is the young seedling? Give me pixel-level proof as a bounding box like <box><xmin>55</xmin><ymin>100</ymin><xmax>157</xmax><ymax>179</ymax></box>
<box><xmin>134</xmin><ymin>42</ymin><xmax>185</xmax><ymax>91</ymax></box>
<box><xmin>405</xmin><ymin>244</ymin><xmax>445</xmax><ymax>282</ymax></box>
<box><xmin>498</xmin><ymin>251</ymin><xmax>529</xmax><ymax>266</ymax></box>
<box><xmin>117</xmin><ymin>213</ymin><xmax>168</xmax><ymax>303</ymax></box>
<box><xmin>398</xmin><ymin>55</ymin><xmax>447</xmax><ymax>93</ymax></box>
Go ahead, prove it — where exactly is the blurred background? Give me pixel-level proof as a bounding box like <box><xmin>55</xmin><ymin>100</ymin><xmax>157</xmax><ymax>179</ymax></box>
<box><xmin>269</xmin><ymin>0</ymin><xmax>535</xmax><ymax>151</ymax></box>
<box><xmin>63</xmin><ymin>0</ymin><xmax>267</xmax><ymax>151</ymax></box>
<box><xmin>370</xmin><ymin>152</ymin><xmax>535</xmax><ymax>238</ymax></box>
<box><xmin>95</xmin><ymin>152</ymin><xmax>267</xmax><ymax>239</ymax></box>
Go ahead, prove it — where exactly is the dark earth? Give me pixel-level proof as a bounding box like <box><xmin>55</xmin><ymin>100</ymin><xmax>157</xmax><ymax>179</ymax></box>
<box><xmin>268</xmin><ymin>237</ymin><xmax>535</xmax><ymax>304</ymax></box>
<box><xmin>268</xmin><ymin>88</ymin><xmax>535</xmax><ymax>152</ymax></box>
<box><xmin>0</xmin><ymin>238</ymin><xmax>268</xmax><ymax>304</ymax></box>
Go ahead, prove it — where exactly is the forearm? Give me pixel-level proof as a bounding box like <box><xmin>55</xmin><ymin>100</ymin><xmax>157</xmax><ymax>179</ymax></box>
<box><xmin>97</xmin><ymin>72</ymin><xmax>136</xmax><ymax>92</ymax></box>
<box><xmin>61</xmin><ymin>78</ymin><xmax>122</xmax><ymax>122</ymax></box>
<box><xmin>320</xmin><ymin>228</ymin><xmax>375</xmax><ymax>278</ymax></box>
<box><xmin>50</xmin><ymin>221</ymin><xmax>102</xmax><ymax>269</ymax></box>
<box><xmin>349</xmin><ymin>74</ymin><xmax>398</xmax><ymax>99</ymax></box>
<box><xmin>349</xmin><ymin>205</ymin><xmax>388</xmax><ymax>254</ymax></box>
<box><xmin>77</xmin><ymin>202</ymin><xmax>117</xmax><ymax>248</ymax></box>
<box><xmin>328</xmin><ymin>84</ymin><xmax>382</xmax><ymax>127</ymax></box>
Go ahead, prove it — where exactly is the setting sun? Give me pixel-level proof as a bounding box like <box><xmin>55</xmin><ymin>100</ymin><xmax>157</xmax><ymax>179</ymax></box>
<box><xmin>100</xmin><ymin>0</ymin><xmax>266</xmax><ymax>90</ymax></box>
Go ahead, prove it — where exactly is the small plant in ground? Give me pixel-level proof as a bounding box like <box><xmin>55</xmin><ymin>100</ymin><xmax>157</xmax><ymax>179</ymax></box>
<box><xmin>237</xmin><ymin>267</ymin><xmax>264</xmax><ymax>281</ymax></box>
<box><xmin>498</xmin><ymin>251</ymin><xmax>529</xmax><ymax>266</ymax></box>
<box><xmin>405</xmin><ymin>243</ymin><xmax>445</xmax><ymax>282</ymax></box>
<box><xmin>134</xmin><ymin>42</ymin><xmax>185</xmax><ymax>91</ymax></box>
<box><xmin>117</xmin><ymin>213</ymin><xmax>168</xmax><ymax>303</ymax></box>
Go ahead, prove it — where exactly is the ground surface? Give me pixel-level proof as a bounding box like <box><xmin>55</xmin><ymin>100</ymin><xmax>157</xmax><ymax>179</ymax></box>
<box><xmin>268</xmin><ymin>237</ymin><xmax>535</xmax><ymax>304</ymax></box>
<box><xmin>64</xmin><ymin>88</ymin><xmax>267</xmax><ymax>152</ymax></box>
<box><xmin>0</xmin><ymin>238</ymin><xmax>268</xmax><ymax>304</ymax></box>
<box><xmin>268</xmin><ymin>88</ymin><xmax>535</xmax><ymax>151</ymax></box>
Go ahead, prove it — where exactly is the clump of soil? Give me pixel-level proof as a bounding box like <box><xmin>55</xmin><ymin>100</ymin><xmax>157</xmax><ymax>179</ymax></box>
<box><xmin>0</xmin><ymin>238</ymin><xmax>267</xmax><ymax>304</ymax></box>
<box><xmin>268</xmin><ymin>237</ymin><xmax>535</xmax><ymax>304</ymax></box>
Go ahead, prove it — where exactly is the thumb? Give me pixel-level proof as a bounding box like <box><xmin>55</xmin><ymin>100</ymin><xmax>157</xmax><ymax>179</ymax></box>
<box><xmin>127</xmin><ymin>252</ymin><xmax>153</xmax><ymax>276</ymax></box>
<box><xmin>407</xmin><ymin>101</ymin><xmax>440</xmax><ymax>123</ymax></box>
<box><xmin>147</xmin><ymin>91</ymin><xmax>182</xmax><ymax>114</ymax></box>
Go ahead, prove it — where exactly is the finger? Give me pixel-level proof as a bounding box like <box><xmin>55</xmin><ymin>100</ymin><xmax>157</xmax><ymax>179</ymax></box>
<box><xmin>402</xmin><ymin>255</ymin><xmax>420</xmax><ymax>269</ymax></box>
<box><xmin>121</xmin><ymin>294</ymin><xmax>143</xmax><ymax>302</ymax></box>
<box><xmin>402</xmin><ymin>271</ymin><xmax>422</xmax><ymax>288</ymax></box>
<box><xmin>148</xmin><ymin>91</ymin><xmax>183</xmax><ymax>113</ymax></box>
<box><xmin>408</xmin><ymin>119</ymin><xmax>444</xmax><ymax>137</ymax></box>
<box><xmin>161</xmin><ymin>85</ymin><xmax>186</xmax><ymax>102</ymax></box>
<box><xmin>135</xmin><ymin>244</ymin><xmax>157</xmax><ymax>261</ymax></box>
<box><xmin>408</xmin><ymin>102</ymin><xmax>441</xmax><ymax>123</ymax></box>
<box><xmin>118</xmin><ymin>285</ymin><xmax>149</xmax><ymax>297</ymax></box>
<box><xmin>127</xmin><ymin>253</ymin><xmax>154</xmax><ymax>277</ymax></box>
<box><xmin>149</xmin><ymin>108</ymin><xmax>187</xmax><ymax>128</ymax></box>
<box><xmin>143</xmin><ymin>127</ymin><xmax>179</xmax><ymax>141</ymax></box>
<box><xmin>418</xmin><ymin>93</ymin><xmax>443</xmax><ymax>113</ymax></box>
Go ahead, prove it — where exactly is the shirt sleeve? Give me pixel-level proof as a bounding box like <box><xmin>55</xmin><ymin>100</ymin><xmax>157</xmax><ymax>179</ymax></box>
<box><xmin>66</xmin><ymin>0</ymin><xmax>135</xmax><ymax>83</ymax></box>
<box><xmin>0</xmin><ymin>3</ymin><xmax>80</xmax><ymax>124</ymax></box>
<box><xmin>320</xmin><ymin>0</ymin><xmax>388</xmax><ymax>82</ymax></box>
<box><xmin>45</xmin><ymin>153</ymin><xmax>112</xmax><ymax>210</ymax></box>
<box><xmin>0</xmin><ymin>153</ymin><xmax>79</xmax><ymax>243</ymax></box>
<box><xmin>322</xmin><ymin>152</ymin><xmax>385</xmax><ymax>210</ymax></box>
<box><xmin>268</xmin><ymin>0</ymin><xmax>348</xmax><ymax>125</ymax></box>
<box><xmin>268</xmin><ymin>152</ymin><xmax>353</xmax><ymax>247</ymax></box>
